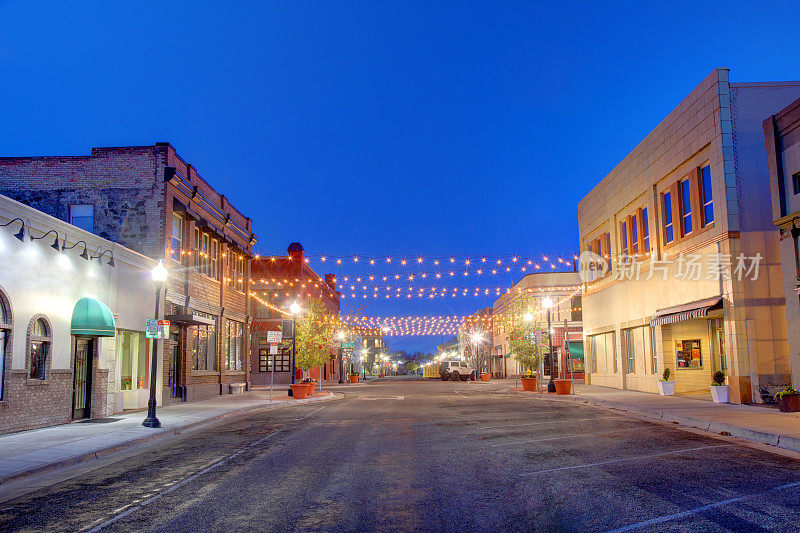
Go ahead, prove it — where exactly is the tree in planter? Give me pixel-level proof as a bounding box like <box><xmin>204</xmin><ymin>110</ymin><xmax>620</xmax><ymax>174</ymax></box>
<box><xmin>505</xmin><ymin>296</ymin><xmax>547</xmax><ymax>375</ymax></box>
<box><xmin>294</xmin><ymin>298</ymin><xmax>336</xmax><ymax>386</ymax></box>
<box><xmin>405</xmin><ymin>361</ymin><xmax>418</xmax><ymax>374</ymax></box>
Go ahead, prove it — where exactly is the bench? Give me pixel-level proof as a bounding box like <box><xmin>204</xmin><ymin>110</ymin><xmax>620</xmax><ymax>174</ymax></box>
<box><xmin>229</xmin><ymin>382</ymin><xmax>246</xmax><ymax>394</ymax></box>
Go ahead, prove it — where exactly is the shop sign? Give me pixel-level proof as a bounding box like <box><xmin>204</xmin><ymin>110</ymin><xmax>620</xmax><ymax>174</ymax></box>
<box><xmin>267</xmin><ymin>330</ymin><xmax>282</xmax><ymax>343</ymax></box>
<box><xmin>146</xmin><ymin>319</ymin><xmax>170</xmax><ymax>339</ymax></box>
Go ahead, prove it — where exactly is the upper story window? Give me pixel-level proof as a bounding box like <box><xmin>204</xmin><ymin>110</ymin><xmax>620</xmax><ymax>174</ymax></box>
<box><xmin>701</xmin><ymin>165</ymin><xmax>714</xmax><ymax>226</ymax></box>
<box><xmin>680</xmin><ymin>179</ymin><xmax>692</xmax><ymax>236</ymax></box>
<box><xmin>662</xmin><ymin>191</ymin><xmax>674</xmax><ymax>244</ymax></box>
<box><xmin>70</xmin><ymin>205</ymin><xmax>94</xmax><ymax>232</ymax></box>
<box><xmin>793</xmin><ymin>172</ymin><xmax>800</xmax><ymax>195</ymax></box>
<box><xmin>631</xmin><ymin>213</ymin><xmax>639</xmax><ymax>255</ymax></box>
<box><xmin>226</xmin><ymin>253</ymin><xmax>245</xmax><ymax>291</ymax></box>
<box><xmin>211</xmin><ymin>239</ymin><xmax>219</xmax><ymax>279</ymax></box>
<box><xmin>171</xmin><ymin>213</ymin><xmax>183</xmax><ymax>262</ymax></box>
<box><xmin>620</xmin><ymin>220</ymin><xmax>628</xmax><ymax>258</ymax></box>
<box><xmin>642</xmin><ymin>207</ymin><xmax>650</xmax><ymax>252</ymax></box>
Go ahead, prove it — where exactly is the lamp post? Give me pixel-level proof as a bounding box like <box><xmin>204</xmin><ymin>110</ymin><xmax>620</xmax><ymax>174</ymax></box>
<box><xmin>143</xmin><ymin>261</ymin><xmax>167</xmax><ymax>428</ymax></box>
<box><xmin>337</xmin><ymin>330</ymin><xmax>346</xmax><ymax>383</ymax></box>
<box><xmin>543</xmin><ymin>296</ymin><xmax>555</xmax><ymax>393</ymax></box>
<box><xmin>288</xmin><ymin>301</ymin><xmax>301</xmax><ymax>396</ymax></box>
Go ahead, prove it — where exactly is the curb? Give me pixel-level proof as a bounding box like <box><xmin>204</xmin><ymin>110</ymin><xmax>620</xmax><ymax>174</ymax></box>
<box><xmin>0</xmin><ymin>392</ymin><xmax>339</xmax><ymax>487</ymax></box>
<box><xmin>509</xmin><ymin>388</ymin><xmax>800</xmax><ymax>454</ymax></box>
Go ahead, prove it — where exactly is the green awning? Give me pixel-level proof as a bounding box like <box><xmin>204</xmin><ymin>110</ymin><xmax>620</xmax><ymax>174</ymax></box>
<box><xmin>568</xmin><ymin>342</ymin><xmax>584</xmax><ymax>359</ymax></box>
<box><xmin>71</xmin><ymin>297</ymin><xmax>116</xmax><ymax>337</ymax></box>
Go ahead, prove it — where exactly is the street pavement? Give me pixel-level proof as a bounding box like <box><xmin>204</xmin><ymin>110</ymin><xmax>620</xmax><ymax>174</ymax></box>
<box><xmin>2</xmin><ymin>378</ymin><xmax>800</xmax><ymax>532</ymax></box>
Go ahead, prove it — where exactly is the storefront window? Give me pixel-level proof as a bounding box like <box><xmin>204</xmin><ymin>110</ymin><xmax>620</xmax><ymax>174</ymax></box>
<box><xmin>0</xmin><ymin>290</ymin><xmax>10</xmax><ymax>399</ymax></box>
<box><xmin>191</xmin><ymin>320</ymin><xmax>218</xmax><ymax>371</ymax></box>
<box><xmin>29</xmin><ymin>317</ymin><xmax>51</xmax><ymax>380</ymax></box>
<box><xmin>225</xmin><ymin>320</ymin><xmax>244</xmax><ymax>371</ymax></box>
<box><xmin>118</xmin><ymin>330</ymin><xmax>148</xmax><ymax>390</ymax></box>
<box><xmin>676</xmin><ymin>339</ymin><xmax>702</xmax><ymax>368</ymax></box>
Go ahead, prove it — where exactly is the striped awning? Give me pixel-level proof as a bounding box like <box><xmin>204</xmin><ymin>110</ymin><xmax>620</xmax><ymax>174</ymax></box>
<box><xmin>649</xmin><ymin>297</ymin><xmax>723</xmax><ymax>327</ymax></box>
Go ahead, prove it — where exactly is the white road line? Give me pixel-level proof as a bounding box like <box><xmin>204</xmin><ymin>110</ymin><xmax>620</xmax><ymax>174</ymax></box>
<box><xmin>475</xmin><ymin>415</ymin><xmax>625</xmax><ymax>430</ymax></box>
<box><xmin>84</xmin><ymin>405</ymin><xmax>328</xmax><ymax>532</ymax></box>
<box><xmin>491</xmin><ymin>428</ymin><xmax>641</xmax><ymax>447</ymax></box>
<box><xmin>604</xmin><ymin>479</ymin><xmax>800</xmax><ymax>532</ymax></box>
<box><xmin>518</xmin><ymin>444</ymin><xmax>735</xmax><ymax>476</ymax></box>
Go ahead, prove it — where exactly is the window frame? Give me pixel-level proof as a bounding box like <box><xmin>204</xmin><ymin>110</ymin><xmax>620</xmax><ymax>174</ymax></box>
<box><xmin>620</xmin><ymin>220</ymin><xmax>628</xmax><ymax>258</ymax></box>
<box><xmin>642</xmin><ymin>207</ymin><xmax>650</xmax><ymax>253</ymax></box>
<box><xmin>69</xmin><ymin>204</ymin><xmax>95</xmax><ymax>233</ymax></box>
<box><xmin>211</xmin><ymin>239</ymin><xmax>219</xmax><ymax>280</ymax></box>
<box><xmin>0</xmin><ymin>288</ymin><xmax>11</xmax><ymax>400</ymax></box>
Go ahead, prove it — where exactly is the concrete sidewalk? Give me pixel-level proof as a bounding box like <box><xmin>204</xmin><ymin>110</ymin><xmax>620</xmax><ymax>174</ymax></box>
<box><xmin>514</xmin><ymin>382</ymin><xmax>800</xmax><ymax>453</ymax></box>
<box><xmin>0</xmin><ymin>389</ymin><xmax>337</xmax><ymax>486</ymax></box>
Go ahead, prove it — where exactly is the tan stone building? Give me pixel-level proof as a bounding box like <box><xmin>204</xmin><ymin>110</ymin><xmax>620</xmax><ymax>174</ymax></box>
<box><xmin>491</xmin><ymin>272</ymin><xmax>581</xmax><ymax>378</ymax></box>
<box><xmin>764</xmin><ymin>96</ymin><xmax>800</xmax><ymax>387</ymax></box>
<box><xmin>579</xmin><ymin>69</ymin><xmax>800</xmax><ymax>404</ymax></box>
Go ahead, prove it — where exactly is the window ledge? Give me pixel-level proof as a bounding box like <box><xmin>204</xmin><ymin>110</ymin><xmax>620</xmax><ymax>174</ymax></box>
<box><xmin>192</xmin><ymin>370</ymin><xmax>220</xmax><ymax>376</ymax></box>
<box><xmin>26</xmin><ymin>379</ymin><xmax>50</xmax><ymax>386</ymax></box>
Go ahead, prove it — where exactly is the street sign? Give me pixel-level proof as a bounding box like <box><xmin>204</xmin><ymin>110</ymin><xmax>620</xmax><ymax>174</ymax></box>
<box><xmin>269</xmin><ymin>344</ymin><xmax>279</xmax><ymax>355</ymax></box>
<box><xmin>146</xmin><ymin>319</ymin><xmax>169</xmax><ymax>339</ymax></box>
<box><xmin>267</xmin><ymin>330</ymin><xmax>282</xmax><ymax>343</ymax></box>
<box><xmin>342</xmin><ymin>342</ymin><xmax>354</xmax><ymax>348</ymax></box>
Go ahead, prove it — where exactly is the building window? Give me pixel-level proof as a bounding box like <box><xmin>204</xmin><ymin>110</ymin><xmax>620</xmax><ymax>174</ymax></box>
<box><xmin>650</xmin><ymin>326</ymin><xmax>657</xmax><ymax>374</ymax></box>
<box><xmin>0</xmin><ymin>290</ymin><xmax>10</xmax><ymax>400</ymax></box>
<box><xmin>117</xmin><ymin>330</ymin><xmax>148</xmax><ymax>390</ymax></box>
<box><xmin>642</xmin><ymin>207</ymin><xmax>650</xmax><ymax>253</ymax></box>
<box><xmin>662</xmin><ymin>191</ymin><xmax>673</xmax><ymax>243</ymax></box>
<box><xmin>620</xmin><ymin>220</ymin><xmax>628</xmax><ymax>258</ymax></box>
<box><xmin>211</xmin><ymin>239</ymin><xmax>219</xmax><ymax>279</ymax></box>
<box><xmin>29</xmin><ymin>317</ymin><xmax>51</xmax><ymax>380</ymax></box>
<box><xmin>225</xmin><ymin>320</ymin><xmax>244</xmax><ymax>371</ymax></box>
<box><xmin>630</xmin><ymin>214</ymin><xmax>638</xmax><ymax>255</ymax></box>
<box><xmin>260</xmin><ymin>347</ymin><xmax>291</xmax><ymax>372</ymax></box>
<box><xmin>191</xmin><ymin>321</ymin><xmax>218</xmax><ymax>371</ymax></box>
<box><xmin>228</xmin><ymin>255</ymin><xmax>245</xmax><ymax>291</ymax></box>
<box><xmin>680</xmin><ymin>179</ymin><xmax>692</xmax><ymax>235</ymax></box>
<box><xmin>623</xmin><ymin>329</ymin><xmax>634</xmax><ymax>373</ymax></box>
<box><xmin>676</xmin><ymin>339</ymin><xmax>702</xmax><ymax>369</ymax></box>
<box><xmin>69</xmin><ymin>205</ymin><xmax>94</xmax><ymax>233</ymax></box>
<box><xmin>171</xmin><ymin>213</ymin><xmax>183</xmax><ymax>262</ymax></box>
<box><xmin>589</xmin><ymin>336</ymin><xmax>597</xmax><ymax>373</ymax></box>
<box><xmin>201</xmin><ymin>234</ymin><xmax>210</xmax><ymax>276</ymax></box>
<box><xmin>793</xmin><ymin>172</ymin><xmax>800</xmax><ymax>195</ymax></box>
<box><xmin>701</xmin><ymin>165</ymin><xmax>714</xmax><ymax>226</ymax></box>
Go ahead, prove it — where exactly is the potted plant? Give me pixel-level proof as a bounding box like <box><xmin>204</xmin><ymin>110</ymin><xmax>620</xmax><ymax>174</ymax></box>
<box><xmin>349</xmin><ymin>374</ymin><xmax>359</xmax><ymax>383</ymax></box>
<box><xmin>776</xmin><ymin>387</ymin><xmax>800</xmax><ymax>412</ymax></box>
<box><xmin>710</xmin><ymin>371</ymin><xmax>728</xmax><ymax>403</ymax></box>
<box><xmin>553</xmin><ymin>378</ymin><xmax>572</xmax><ymax>395</ymax></box>
<box><xmin>290</xmin><ymin>383</ymin><xmax>308</xmax><ymax>399</ymax></box>
<box><xmin>293</xmin><ymin>298</ymin><xmax>335</xmax><ymax>397</ymax></box>
<box><xmin>481</xmin><ymin>372</ymin><xmax>491</xmax><ymax>382</ymax></box>
<box><xmin>301</xmin><ymin>377</ymin><xmax>317</xmax><ymax>397</ymax></box>
<box><xmin>520</xmin><ymin>370</ymin><xmax>538</xmax><ymax>391</ymax></box>
<box><xmin>657</xmin><ymin>368</ymin><xmax>675</xmax><ymax>396</ymax></box>
<box><xmin>508</xmin><ymin>308</ymin><xmax>544</xmax><ymax>392</ymax></box>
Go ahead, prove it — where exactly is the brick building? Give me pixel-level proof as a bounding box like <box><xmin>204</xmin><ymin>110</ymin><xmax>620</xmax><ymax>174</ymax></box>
<box><xmin>250</xmin><ymin>243</ymin><xmax>342</xmax><ymax>386</ymax></box>
<box><xmin>764</xmin><ymin>96</ymin><xmax>800</xmax><ymax>387</ymax></box>
<box><xmin>579</xmin><ymin>69</ymin><xmax>800</xmax><ymax>403</ymax></box>
<box><xmin>0</xmin><ymin>143</ymin><xmax>256</xmax><ymax>404</ymax></box>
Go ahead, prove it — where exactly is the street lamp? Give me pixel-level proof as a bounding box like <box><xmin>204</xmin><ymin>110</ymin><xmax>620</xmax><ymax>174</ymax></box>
<box><xmin>542</xmin><ymin>296</ymin><xmax>555</xmax><ymax>393</ymax></box>
<box><xmin>337</xmin><ymin>330</ymin><xmax>346</xmax><ymax>383</ymax></box>
<box><xmin>143</xmin><ymin>261</ymin><xmax>167</xmax><ymax>428</ymax></box>
<box><xmin>288</xmin><ymin>301</ymin><xmax>302</xmax><ymax>396</ymax></box>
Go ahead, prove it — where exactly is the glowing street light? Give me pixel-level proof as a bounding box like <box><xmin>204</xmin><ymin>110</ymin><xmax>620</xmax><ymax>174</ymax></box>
<box><xmin>542</xmin><ymin>296</ymin><xmax>555</xmax><ymax>392</ymax></box>
<box><xmin>288</xmin><ymin>301</ymin><xmax>302</xmax><ymax>395</ymax></box>
<box><xmin>143</xmin><ymin>261</ymin><xmax>167</xmax><ymax>428</ymax></box>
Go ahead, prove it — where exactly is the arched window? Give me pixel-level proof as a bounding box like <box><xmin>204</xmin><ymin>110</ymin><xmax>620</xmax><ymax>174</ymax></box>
<box><xmin>28</xmin><ymin>316</ymin><xmax>52</xmax><ymax>381</ymax></box>
<box><xmin>0</xmin><ymin>289</ymin><xmax>11</xmax><ymax>399</ymax></box>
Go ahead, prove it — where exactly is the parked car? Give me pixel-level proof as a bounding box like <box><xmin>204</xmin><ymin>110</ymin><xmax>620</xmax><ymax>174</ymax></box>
<box><xmin>439</xmin><ymin>360</ymin><xmax>476</xmax><ymax>381</ymax></box>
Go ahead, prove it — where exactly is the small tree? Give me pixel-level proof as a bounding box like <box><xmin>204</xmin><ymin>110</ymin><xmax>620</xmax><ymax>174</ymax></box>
<box><xmin>294</xmin><ymin>298</ymin><xmax>335</xmax><ymax>376</ymax></box>
<box><xmin>405</xmin><ymin>361</ymin><xmax>418</xmax><ymax>373</ymax></box>
<box><xmin>505</xmin><ymin>294</ymin><xmax>547</xmax><ymax>375</ymax></box>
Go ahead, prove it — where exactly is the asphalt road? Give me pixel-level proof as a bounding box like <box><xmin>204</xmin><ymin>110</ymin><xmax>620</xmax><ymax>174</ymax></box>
<box><xmin>2</xmin><ymin>378</ymin><xmax>800</xmax><ymax>532</ymax></box>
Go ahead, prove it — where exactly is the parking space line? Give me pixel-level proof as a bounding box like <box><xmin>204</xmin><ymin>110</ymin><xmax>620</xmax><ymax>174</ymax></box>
<box><xmin>519</xmin><ymin>444</ymin><xmax>735</xmax><ymax>476</ymax></box>
<box><xmin>475</xmin><ymin>415</ymin><xmax>625</xmax><ymax>430</ymax></box>
<box><xmin>605</xmin><ymin>479</ymin><xmax>800</xmax><ymax>532</ymax></box>
<box><xmin>491</xmin><ymin>428</ymin><xmax>641</xmax><ymax>447</ymax></box>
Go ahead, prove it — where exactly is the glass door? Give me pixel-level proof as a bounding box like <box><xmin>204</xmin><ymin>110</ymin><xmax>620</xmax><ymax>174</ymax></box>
<box><xmin>169</xmin><ymin>331</ymin><xmax>182</xmax><ymax>398</ymax></box>
<box><xmin>72</xmin><ymin>339</ymin><xmax>92</xmax><ymax>419</ymax></box>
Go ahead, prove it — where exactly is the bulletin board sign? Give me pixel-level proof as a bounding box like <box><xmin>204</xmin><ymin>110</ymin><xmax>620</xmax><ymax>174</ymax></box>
<box><xmin>676</xmin><ymin>339</ymin><xmax>702</xmax><ymax>368</ymax></box>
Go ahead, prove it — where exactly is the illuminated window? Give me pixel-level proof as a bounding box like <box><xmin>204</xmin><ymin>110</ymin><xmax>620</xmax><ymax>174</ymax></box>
<box><xmin>29</xmin><ymin>317</ymin><xmax>51</xmax><ymax>380</ymax></box>
<box><xmin>211</xmin><ymin>239</ymin><xmax>219</xmax><ymax>279</ymax></box>
<box><xmin>225</xmin><ymin>320</ymin><xmax>245</xmax><ymax>371</ymax></box>
<box><xmin>631</xmin><ymin>213</ymin><xmax>638</xmax><ymax>255</ymax></box>
<box><xmin>0</xmin><ymin>290</ymin><xmax>10</xmax><ymax>399</ymax></box>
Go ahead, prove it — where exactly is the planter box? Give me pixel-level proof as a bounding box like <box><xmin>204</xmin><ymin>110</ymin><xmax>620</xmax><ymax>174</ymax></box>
<box><xmin>710</xmin><ymin>385</ymin><xmax>729</xmax><ymax>403</ymax></box>
<box><xmin>657</xmin><ymin>381</ymin><xmax>675</xmax><ymax>396</ymax></box>
<box><xmin>520</xmin><ymin>377</ymin><xmax>538</xmax><ymax>391</ymax></box>
<box><xmin>553</xmin><ymin>379</ymin><xmax>572</xmax><ymax>395</ymax></box>
<box><xmin>481</xmin><ymin>373</ymin><xmax>491</xmax><ymax>382</ymax></box>
<box><xmin>778</xmin><ymin>394</ymin><xmax>800</xmax><ymax>412</ymax></box>
<box><xmin>290</xmin><ymin>383</ymin><xmax>308</xmax><ymax>399</ymax></box>
<box><xmin>349</xmin><ymin>375</ymin><xmax>359</xmax><ymax>383</ymax></box>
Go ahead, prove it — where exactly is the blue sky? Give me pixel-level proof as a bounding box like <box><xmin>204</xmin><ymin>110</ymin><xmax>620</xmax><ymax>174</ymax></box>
<box><xmin>2</xmin><ymin>1</ymin><xmax>799</xmax><ymax>352</ymax></box>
